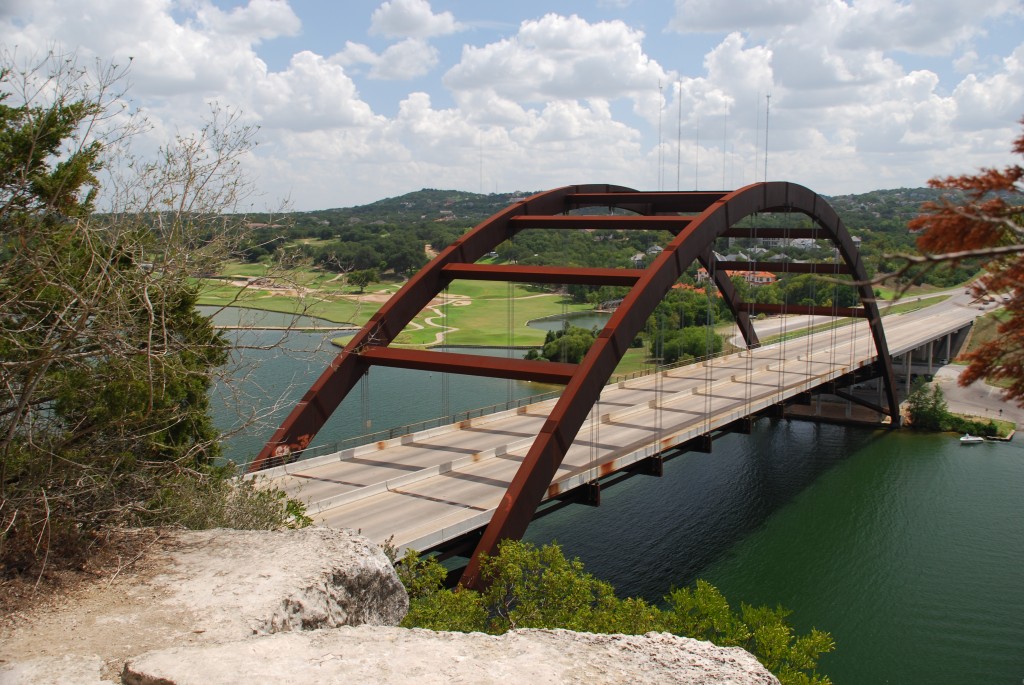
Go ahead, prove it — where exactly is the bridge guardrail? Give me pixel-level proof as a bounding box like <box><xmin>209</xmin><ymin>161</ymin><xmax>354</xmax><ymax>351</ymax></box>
<box><xmin>257</xmin><ymin>345</ymin><xmax>754</xmax><ymax>471</ymax></box>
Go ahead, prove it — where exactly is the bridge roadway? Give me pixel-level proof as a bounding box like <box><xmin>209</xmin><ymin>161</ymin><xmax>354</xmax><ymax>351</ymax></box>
<box><xmin>254</xmin><ymin>293</ymin><xmax>984</xmax><ymax>553</ymax></box>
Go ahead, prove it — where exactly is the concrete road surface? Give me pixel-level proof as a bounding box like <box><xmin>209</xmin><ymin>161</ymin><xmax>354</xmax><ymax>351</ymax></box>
<box><xmin>932</xmin><ymin>364</ymin><xmax>1024</xmax><ymax>426</ymax></box>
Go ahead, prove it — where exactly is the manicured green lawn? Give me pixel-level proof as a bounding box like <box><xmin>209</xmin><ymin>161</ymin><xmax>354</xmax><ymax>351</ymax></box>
<box><xmin>202</xmin><ymin>272</ymin><xmax>595</xmax><ymax>345</ymax></box>
<box><xmin>392</xmin><ymin>286</ymin><xmax>591</xmax><ymax>346</ymax></box>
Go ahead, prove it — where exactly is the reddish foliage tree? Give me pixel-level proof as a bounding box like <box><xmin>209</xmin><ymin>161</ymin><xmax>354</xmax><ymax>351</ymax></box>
<box><xmin>909</xmin><ymin>117</ymin><xmax>1024</xmax><ymax>402</ymax></box>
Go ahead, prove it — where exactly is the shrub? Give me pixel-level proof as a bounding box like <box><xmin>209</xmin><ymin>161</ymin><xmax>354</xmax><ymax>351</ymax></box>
<box><xmin>395</xmin><ymin>540</ymin><xmax>835</xmax><ymax>685</ymax></box>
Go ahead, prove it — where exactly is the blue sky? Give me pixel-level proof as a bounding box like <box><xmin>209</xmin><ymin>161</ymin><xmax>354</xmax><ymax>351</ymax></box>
<box><xmin>4</xmin><ymin>0</ymin><xmax>1024</xmax><ymax>210</ymax></box>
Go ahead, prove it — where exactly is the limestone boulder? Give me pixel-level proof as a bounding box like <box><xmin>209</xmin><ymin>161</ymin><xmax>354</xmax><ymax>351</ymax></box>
<box><xmin>0</xmin><ymin>527</ymin><xmax>407</xmax><ymax>684</ymax></box>
<box><xmin>122</xmin><ymin>626</ymin><xmax>780</xmax><ymax>685</ymax></box>
<box><xmin>0</xmin><ymin>655</ymin><xmax>109</xmax><ymax>685</ymax></box>
<box><xmin>152</xmin><ymin>527</ymin><xmax>408</xmax><ymax>638</ymax></box>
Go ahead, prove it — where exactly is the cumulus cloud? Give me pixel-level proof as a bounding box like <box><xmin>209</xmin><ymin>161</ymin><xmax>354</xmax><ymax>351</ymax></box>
<box><xmin>0</xmin><ymin>0</ymin><xmax>300</xmax><ymax>97</ymax></box>
<box><xmin>369</xmin><ymin>0</ymin><xmax>462</xmax><ymax>39</ymax></box>
<box><xmin>841</xmin><ymin>0</ymin><xmax>1024</xmax><ymax>56</ymax></box>
<box><xmin>952</xmin><ymin>45</ymin><xmax>1024</xmax><ymax>130</ymax></box>
<box><xmin>334</xmin><ymin>38</ymin><xmax>439</xmax><ymax>80</ymax></box>
<box><xmin>253</xmin><ymin>51</ymin><xmax>382</xmax><ymax>132</ymax></box>
<box><xmin>673</xmin><ymin>0</ymin><xmax>1020</xmax><ymax>56</ymax></box>
<box><xmin>3</xmin><ymin>0</ymin><xmax>1023</xmax><ymax>208</ymax></box>
<box><xmin>445</xmin><ymin>14</ymin><xmax>669</xmax><ymax>106</ymax></box>
<box><xmin>197</xmin><ymin>0</ymin><xmax>301</xmax><ymax>41</ymax></box>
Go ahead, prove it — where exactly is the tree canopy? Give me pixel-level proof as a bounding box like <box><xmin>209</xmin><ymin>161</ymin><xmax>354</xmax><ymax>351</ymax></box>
<box><xmin>909</xmin><ymin>116</ymin><xmax>1024</xmax><ymax>403</ymax></box>
<box><xmin>0</xmin><ymin>50</ymin><xmax>305</xmax><ymax>574</ymax></box>
<box><xmin>396</xmin><ymin>540</ymin><xmax>836</xmax><ymax>685</ymax></box>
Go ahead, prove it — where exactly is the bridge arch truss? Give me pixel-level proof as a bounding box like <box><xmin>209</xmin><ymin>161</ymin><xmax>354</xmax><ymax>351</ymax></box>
<box><xmin>248</xmin><ymin>181</ymin><xmax>899</xmax><ymax>586</ymax></box>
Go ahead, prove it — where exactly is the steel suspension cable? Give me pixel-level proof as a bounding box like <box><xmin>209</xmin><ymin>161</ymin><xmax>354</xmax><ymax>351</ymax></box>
<box><xmin>656</xmin><ymin>308</ymin><xmax>664</xmax><ymax>445</ymax></box>
<box><xmin>744</xmin><ymin>214</ymin><xmax>757</xmax><ymax>417</ymax></box>
<box><xmin>806</xmin><ymin>260</ymin><xmax>815</xmax><ymax>384</ymax></box>
<box><xmin>703</xmin><ymin>257</ymin><xmax>715</xmax><ymax>435</ymax></box>
<box><xmin>776</xmin><ymin>212</ymin><xmax>789</xmax><ymax>405</ymax></box>
<box><xmin>507</xmin><ymin>278</ymin><xmax>515</xmax><ymax>405</ymax></box>
<box><xmin>360</xmin><ymin>372</ymin><xmax>371</xmax><ymax>433</ymax></box>
<box><xmin>442</xmin><ymin>284</ymin><xmax>450</xmax><ymax>421</ymax></box>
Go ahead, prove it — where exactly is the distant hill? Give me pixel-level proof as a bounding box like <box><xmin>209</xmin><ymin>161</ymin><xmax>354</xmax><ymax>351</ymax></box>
<box><xmin>273</xmin><ymin>186</ymin><xmax>949</xmax><ymax>236</ymax></box>
<box><xmin>286</xmin><ymin>189</ymin><xmax>539</xmax><ymax>232</ymax></box>
<box><xmin>237</xmin><ymin>186</ymin><xmax>973</xmax><ymax>288</ymax></box>
<box><xmin>826</xmin><ymin>187</ymin><xmax>948</xmax><ymax>232</ymax></box>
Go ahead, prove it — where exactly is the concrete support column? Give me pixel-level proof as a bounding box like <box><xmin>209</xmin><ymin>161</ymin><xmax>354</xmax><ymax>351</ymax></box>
<box><xmin>904</xmin><ymin>352</ymin><xmax>912</xmax><ymax>395</ymax></box>
<box><xmin>928</xmin><ymin>342</ymin><xmax>933</xmax><ymax>374</ymax></box>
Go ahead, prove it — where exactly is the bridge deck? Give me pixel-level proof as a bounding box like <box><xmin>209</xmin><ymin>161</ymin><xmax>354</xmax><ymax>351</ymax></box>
<box><xmin>253</xmin><ymin>295</ymin><xmax>982</xmax><ymax>553</ymax></box>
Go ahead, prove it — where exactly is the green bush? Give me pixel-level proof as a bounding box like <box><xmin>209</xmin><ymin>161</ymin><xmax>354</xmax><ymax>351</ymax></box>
<box><xmin>145</xmin><ymin>465</ymin><xmax>312</xmax><ymax>531</ymax></box>
<box><xmin>396</xmin><ymin>540</ymin><xmax>835</xmax><ymax>685</ymax></box>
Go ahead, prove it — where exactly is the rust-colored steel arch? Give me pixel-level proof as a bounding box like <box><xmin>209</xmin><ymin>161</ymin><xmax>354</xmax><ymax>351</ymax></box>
<box><xmin>247</xmin><ymin>182</ymin><xmax>898</xmax><ymax>589</ymax></box>
<box><xmin>249</xmin><ymin>183</ymin><xmax>758</xmax><ymax>472</ymax></box>
<box><xmin>457</xmin><ymin>181</ymin><xmax>898</xmax><ymax>587</ymax></box>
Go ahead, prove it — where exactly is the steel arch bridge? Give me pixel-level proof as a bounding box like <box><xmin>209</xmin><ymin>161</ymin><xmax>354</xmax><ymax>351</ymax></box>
<box><xmin>248</xmin><ymin>181</ymin><xmax>899</xmax><ymax>587</ymax></box>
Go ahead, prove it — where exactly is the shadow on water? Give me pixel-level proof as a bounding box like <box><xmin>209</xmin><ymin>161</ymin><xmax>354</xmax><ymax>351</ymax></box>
<box><xmin>524</xmin><ymin>418</ymin><xmax>888</xmax><ymax>601</ymax></box>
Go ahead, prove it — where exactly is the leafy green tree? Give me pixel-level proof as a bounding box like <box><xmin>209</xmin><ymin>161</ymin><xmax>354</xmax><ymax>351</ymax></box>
<box><xmin>904</xmin><ymin>379</ymin><xmax>999</xmax><ymax>436</ymax></box>
<box><xmin>384</xmin><ymin>239</ymin><xmax>427</xmax><ymax>276</ymax></box>
<box><xmin>905</xmin><ymin>379</ymin><xmax>949</xmax><ymax>431</ymax></box>
<box><xmin>531</xmin><ymin>324</ymin><xmax>597</xmax><ymax>364</ymax></box>
<box><xmin>398</xmin><ymin>540</ymin><xmax>835</xmax><ymax>685</ymax></box>
<box><xmin>349</xmin><ymin>268</ymin><xmax>379</xmax><ymax>293</ymax></box>
<box><xmin>0</xmin><ymin>50</ymin><xmax>304</xmax><ymax>573</ymax></box>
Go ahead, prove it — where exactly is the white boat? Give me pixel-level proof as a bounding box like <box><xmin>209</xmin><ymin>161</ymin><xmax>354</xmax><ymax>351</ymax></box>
<box><xmin>960</xmin><ymin>433</ymin><xmax>985</xmax><ymax>444</ymax></box>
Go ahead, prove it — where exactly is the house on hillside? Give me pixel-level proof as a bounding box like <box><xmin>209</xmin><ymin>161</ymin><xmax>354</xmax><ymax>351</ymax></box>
<box><xmin>696</xmin><ymin>267</ymin><xmax>777</xmax><ymax>287</ymax></box>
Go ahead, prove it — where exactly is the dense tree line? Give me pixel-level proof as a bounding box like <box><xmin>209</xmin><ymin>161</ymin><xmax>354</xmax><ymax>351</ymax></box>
<box><xmin>0</xmin><ymin>52</ymin><xmax>306</xmax><ymax>575</ymax></box>
<box><xmin>234</xmin><ymin>186</ymin><xmax>976</xmax><ymax>294</ymax></box>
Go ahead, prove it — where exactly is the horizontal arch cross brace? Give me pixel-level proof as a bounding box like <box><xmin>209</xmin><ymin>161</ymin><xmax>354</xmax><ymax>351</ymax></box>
<box><xmin>442</xmin><ymin>263</ymin><xmax>644</xmax><ymax>286</ymax></box>
<box><xmin>359</xmin><ymin>347</ymin><xmax>577</xmax><ymax>385</ymax></box>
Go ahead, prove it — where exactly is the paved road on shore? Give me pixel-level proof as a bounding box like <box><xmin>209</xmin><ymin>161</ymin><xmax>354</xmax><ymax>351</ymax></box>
<box><xmin>932</xmin><ymin>365</ymin><xmax>1024</xmax><ymax>426</ymax></box>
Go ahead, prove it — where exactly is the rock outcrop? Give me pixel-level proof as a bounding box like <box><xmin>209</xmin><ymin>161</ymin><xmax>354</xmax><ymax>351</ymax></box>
<box><xmin>153</xmin><ymin>527</ymin><xmax>407</xmax><ymax>638</ymax></box>
<box><xmin>0</xmin><ymin>527</ymin><xmax>406</xmax><ymax>682</ymax></box>
<box><xmin>122</xmin><ymin>626</ymin><xmax>779</xmax><ymax>685</ymax></box>
<box><xmin>1</xmin><ymin>527</ymin><xmax>779</xmax><ymax>685</ymax></box>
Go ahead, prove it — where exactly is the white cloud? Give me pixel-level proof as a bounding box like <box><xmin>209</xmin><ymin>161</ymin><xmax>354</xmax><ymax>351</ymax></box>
<box><xmin>952</xmin><ymin>44</ymin><xmax>1024</xmax><ymax>131</ymax></box>
<box><xmin>445</xmin><ymin>14</ymin><xmax>669</xmax><ymax>108</ymax></box>
<box><xmin>253</xmin><ymin>51</ymin><xmax>383</xmax><ymax>131</ymax></box>
<box><xmin>196</xmin><ymin>0</ymin><xmax>300</xmax><ymax>41</ymax></box>
<box><xmin>335</xmin><ymin>38</ymin><xmax>439</xmax><ymax>80</ymax></box>
<box><xmin>701</xmin><ymin>33</ymin><xmax>773</xmax><ymax>109</ymax></box>
<box><xmin>3</xmin><ymin>1</ymin><xmax>1023</xmax><ymax>209</ymax></box>
<box><xmin>954</xmin><ymin>50</ymin><xmax>981</xmax><ymax>74</ymax></box>
<box><xmin>369</xmin><ymin>0</ymin><xmax>462</xmax><ymax>39</ymax></box>
<box><xmin>0</xmin><ymin>0</ymin><xmax>296</xmax><ymax>97</ymax></box>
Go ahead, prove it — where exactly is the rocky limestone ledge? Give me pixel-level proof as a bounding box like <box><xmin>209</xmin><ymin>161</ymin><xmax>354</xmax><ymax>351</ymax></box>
<box><xmin>122</xmin><ymin>626</ymin><xmax>780</xmax><ymax>685</ymax></box>
<box><xmin>1</xmin><ymin>528</ymin><xmax>778</xmax><ymax>685</ymax></box>
<box><xmin>152</xmin><ymin>527</ymin><xmax>408</xmax><ymax>638</ymax></box>
<box><xmin>0</xmin><ymin>527</ymin><xmax>407</xmax><ymax>684</ymax></box>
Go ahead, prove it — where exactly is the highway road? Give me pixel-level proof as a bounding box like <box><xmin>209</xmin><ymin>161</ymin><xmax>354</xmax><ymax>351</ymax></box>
<box><xmin>253</xmin><ymin>291</ymin><xmax>985</xmax><ymax>553</ymax></box>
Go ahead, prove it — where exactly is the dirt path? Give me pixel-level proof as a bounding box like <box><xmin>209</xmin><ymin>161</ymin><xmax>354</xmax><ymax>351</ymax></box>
<box><xmin>419</xmin><ymin>294</ymin><xmax>471</xmax><ymax>346</ymax></box>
